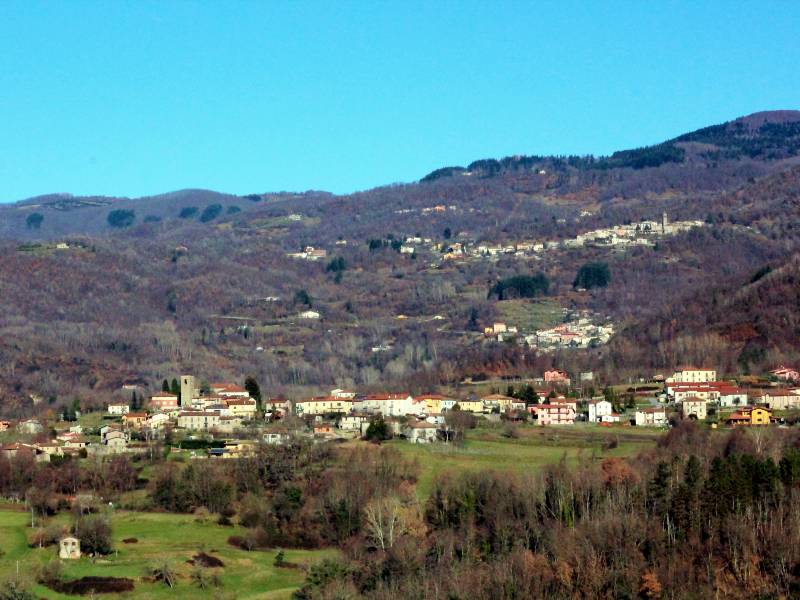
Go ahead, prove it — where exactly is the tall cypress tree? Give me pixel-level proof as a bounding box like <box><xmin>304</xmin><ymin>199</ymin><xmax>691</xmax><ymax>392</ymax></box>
<box><xmin>170</xmin><ymin>378</ymin><xmax>181</xmax><ymax>405</ymax></box>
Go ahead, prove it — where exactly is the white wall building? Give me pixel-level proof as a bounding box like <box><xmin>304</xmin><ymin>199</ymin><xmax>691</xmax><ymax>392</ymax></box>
<box><xmin>588</xmin><ymin>400</ymin><xmax>613</xmax><ymax>423</ymax></box>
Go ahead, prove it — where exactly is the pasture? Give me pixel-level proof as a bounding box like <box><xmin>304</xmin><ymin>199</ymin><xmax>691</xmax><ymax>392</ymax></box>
<box><xmin>0</xmin><ymin>508</ymin><xmax>334</xmax><ymax>599</ymax></box>
<box><xmin>389</xmin><ymin>422</ymin><xmax>662</xmax><ymax>498</ymax></box>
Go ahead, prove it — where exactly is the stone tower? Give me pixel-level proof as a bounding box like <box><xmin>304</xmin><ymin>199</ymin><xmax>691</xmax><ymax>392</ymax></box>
<box><xmin>180</xmin><ymin>375</ymin><xmax>196</xmax><ymax>407</ymax></box>
<box><xmin>661</xmin><ymin>211</ymin><xmax>668</xmax><ymax>234</ymax></box>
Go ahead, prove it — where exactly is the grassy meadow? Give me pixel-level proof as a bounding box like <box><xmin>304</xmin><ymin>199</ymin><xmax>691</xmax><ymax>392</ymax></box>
<box><xmin>0</xmin><ymin>508</ymin><xmax>335</xmax><ymax>599</ymax></box>
<box><xmin>0</xmin><ymin>423</ymin><xmax>663</xmax><ymax>597</ymax></box>
<box><xmin>387</xmin><ymin>422</ymin><xmax>662</xmax><ymax>498</ymax></box>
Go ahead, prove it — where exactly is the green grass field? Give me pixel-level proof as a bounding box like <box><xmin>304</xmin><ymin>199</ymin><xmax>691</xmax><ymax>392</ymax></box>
<box><xmin>0</xmin><ymin>424</ymin><xmax>662</xmax><ymax>597</ymax></box>
<box><xmin>0</xmin><ymin>508</ymin><xmax>334</xmax><ymax>599</ymax></box>
<box><xmin>389</xmin><ymin>423</ymin><xmax>661</xmax><ymax>498</ymax></box>
<box><xmin>494</xmin><ymin>299</ymin><xmax>563</xmax><ymax>332</ymax></box>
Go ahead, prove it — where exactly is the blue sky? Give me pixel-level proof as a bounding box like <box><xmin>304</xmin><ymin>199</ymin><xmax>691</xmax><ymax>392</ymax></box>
<box><xmin>0</xmin><ymin>1</ymin><xmax>798</xmax><ymax>201</ymax></box>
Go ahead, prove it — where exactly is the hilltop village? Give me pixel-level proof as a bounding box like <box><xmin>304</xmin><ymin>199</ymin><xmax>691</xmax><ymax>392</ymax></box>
<box><xmin>3</xmin><ymin>365</ymin><xmax>799</xmax><ymax>462</ymax></box>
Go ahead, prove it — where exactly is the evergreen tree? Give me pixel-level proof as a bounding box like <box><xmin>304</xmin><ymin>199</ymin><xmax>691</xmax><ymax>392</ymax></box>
<box><xmin>244</xmin><ymin>376</ymin><xmax>262</xmax><ymax>410</ymax></box>
<box><xmin>162</xmin><ymin>379</ymin><xmax>170</xmax><ymax>393</ymax></box>
<box><xmin>170</xmin><ymin>378</ymin><xmax>181</xmax><ymax>404</ymax></box>
<box><xmin>520</xmin><ymin>385</ymin><xmax>539</xmax><ymax>405</ymax></box>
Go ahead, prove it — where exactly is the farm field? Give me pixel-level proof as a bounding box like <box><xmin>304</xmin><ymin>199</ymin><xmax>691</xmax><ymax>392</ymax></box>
<box><xmin>494</xmin><ymin>298</ymin><xmax>563</xmax><ymax>332</ymax></box>
<box><xmin>0</xmin><ymin>508</ymin><xmax>335</xmax><ymax>599</ymax></box>
<box><xmin>387</xmin><ymin>423</ymin><xmax>663</xmax><ymax>498</ymax></box>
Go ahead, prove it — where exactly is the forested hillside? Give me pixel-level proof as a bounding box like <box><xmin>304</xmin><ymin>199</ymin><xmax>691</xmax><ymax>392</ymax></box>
<box><xmin>2</xmin><ymin>111</ymin><xmax>800</xmax><ymax>416</ymax></box>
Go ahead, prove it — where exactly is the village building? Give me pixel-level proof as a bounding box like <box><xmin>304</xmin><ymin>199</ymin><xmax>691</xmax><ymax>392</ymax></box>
<box><xmin>339</xmin><ymin>413</ymin><xmax>371</xmax><ymax>431</ymax></box>
<box><xmin>17</xmin><ymin>419</ymin><xmax>43</xmax><ymax>434</ymax></box>
<box><xmin>107</xmin><ymin>403</ymin><xmax>130</xmax><ymax>415</ymax></box>
<box><xmin>453</xmin><ymin>399</ymin><xmax>485</xmax><ymax>413</ymax></box>
<box><xmin>35</xmin><ymin>442</ymin><xmax>63</xmax><ymax>457</ymax></box>
<box><xmin>150</xmin><ymin>392</ymin><xmax>179</xmax><ymax>411</ymax></box>
<box><xmin>210</xmin><ymin>383</ymin><xmax>251</xmax><ymax>398</ymax></box>
<box><xmin>263</xmin><ymin>429</ymin><xmax>291</xmax><ymax>445</ymax></box>
<box><xmin>122</xmin><ymin>412</ymin><xmax>147</xmax><ymax>430</ymax></box>
<box><xmin>296</xmin><ymin>396</ymin><xmax>354</xmax><ymax>416</ymax></box>
<box><xmin>265</xmin><ymin>398</ymin><xmax>289</xmax><ymax>419</ymax></box>
<box><xmin>727</xmin><ymin>406</ymin><xmax>772</xmax><ymax>426</ymax></box>
<box><xmin>599</xmin><ymin>413</ymin><xmax>622</xmax><ymax>424</ymax></box>
<box><xmin>215</xmin><ymin>415</ymin><xmax>245</xmax><ymax>433</ymax></box>
<box><xmin>544</xmin><ymin>370</ymin><xmax>571</xmax><ymax>386</ymax></box>
<box><xmin>179</xmin><ymin>375</ymin><xmax>197</xmax><ymax>405</ymax></box>
<box><xmin>403</xmin><ymin>420</ymin><xmax>438</xmax><ymax>443</ymax></box>
<box><xmin>717</xmin><ymin>387</ymin><xmax>750</xmax><ymax>407</ymax></box>
<box><xmin>360</xmin><ymin>393</ymin><xmax>415</xmax><ymax>417</ymax></box>
<box><xmin>104</xmin><ymin>430</ymin><xmax>128</xmax><ymax>453</ymax></box>
<box><xmin>753</xmin><ymin>389</ymin><xmax>800</xmax><ymax>411</ymax></box>
<box><xmin>666</xmin><ymin>367</ymin><xmax>717</xmax><ymax>383</ymax></box>
<box><xmin>177</xmin><ymin>410</ymin><xmax>221</xmax><ymax>431</ymax></box>
<box><xmin>680</xmin><ymin>397</ymin><xmax>708</xmax><ymax>420</ymax></box>
<box><xmin>63</xmin><ymin>436</ymin><xmax>89</xmax><ymax>450</ymax></box>
<box><xmin>1</xmin><ymin>442</ymin><xmax>50</xmax><ymax>462</ymax></box>
<box><xmin>588</xmin><ymin>399</ymin><xmax>613</xmax><ymax>423</ymax></box>
<box><xmin>59</xmin><ymin>537</ymin><xmax>81</xmax><ymax>559</ymax></box>
<box><xmin>771</xmin><ymin>366</ymin><xmax>800</xmax><ymax>382</ymax></box>
<box><xmin>415</xmin><ymin>394</ymin><xmax>458</xmax><ymax>414</ymax></box>
<box><xmin>480</xmin><ymin>394</ymin><xmax>517</xmax><ymax>412</ymax></box>
<box><xmin>635</xmin><ymin>407</ymin><xmax>668</xmax><ymax>427</ymax></box>
<box><xmin>529</xmin><ymin>403</ymin><xmax>576</xmax><ymax>425</ymax></box>
<box><xmin>224</xmin><ymin>398</ymin><xmax>258</xmax><ymax>419</ymax></box>
<box><xmin>145</xmin><ymin>412</ymin><xmax>170</xmax><ymax>430</ymax></box>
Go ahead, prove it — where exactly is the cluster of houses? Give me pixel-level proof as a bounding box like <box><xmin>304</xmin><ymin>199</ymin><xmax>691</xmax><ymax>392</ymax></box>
<box><xmin>286</xmin><ymin>246</ymin><xmax>328</xmax><ymax>261</ymax></box>
<box><xmin>483</xmin><ymin>310</ymin><xmax>614</xmax><ymax>352</ymax></box>
<box><xmin>559</xmin><ymin>213</ymin><xmax>704</xmax><ymax>250</ymax></box>
<box><xmin>0</xmin><ymin>376</ymin><xmax>263</xmax><ymax>462</ymax></box>
<box><xmin>399</xmin><ymin>211</ymin><xmax>705</xmax><ymax>265</ymax></box>
<box><xmin>4</xmin><ymin>363</ymin><xmax>799</xmax><ymax>462</ymax></box>
<box><xmin>663</xmin><ymin>366</ymin><xmax>800</xmax><ymax>426</ymax></box>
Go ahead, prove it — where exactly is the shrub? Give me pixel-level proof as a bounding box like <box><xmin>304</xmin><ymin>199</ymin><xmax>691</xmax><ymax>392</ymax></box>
<box><xmin>489</xmin><ymin>273</ymin><xmax>549</xmax><ymax>299</ymax></box>
<box><xmin>36</xmin><ymin>560</ymin><xmax>62</xmax><ymax>585</ymax></box>
<box><xmin>107</xmin><ymin>209</ymin><xmax>135</xmax><ymax>228</ymax></box>
<box><xmin>365</xmin><ymin>417</ymin><xmax>390</xmax><ymax>442</ymax></box>
<box><xmin>0</xmin><ymin>578</ymin><xmax>35</xmax><ymax>600</ymax></box>
<box><xmin>150</xmin><ymin>562</ymin><xmax>176</xmax><ymax>588</ymax></box>
<box><xmin>573</xmin><ymin>262</ymin><xmax>610</xmax><ymax>289</ymax></box>
<box><xmin>200</xmin><ymin>204</ymin><xmax>223</xmax><ymax>223</ymax></box>
<box><xmin>179</xmin><ymin>206</ymin><xmax>198</xmax><ymax>219</ymax></box>
<box><xmin>25</xmin><ymin>213</ymin><xmax>44</xmax><ymax>230</ymax></box>
<box><xmin>73</xmin><ymin>514</ymin><xmax>113</xmax><ymax>555</ymax></box>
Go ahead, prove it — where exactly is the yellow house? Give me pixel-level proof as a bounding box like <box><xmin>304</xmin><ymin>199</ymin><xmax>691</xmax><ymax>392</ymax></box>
<box><xmin>749</xmin><ymin>406</ymin><xmax>772</xmax><ymax>425</ymax></box>
<box><xmin>481</xmin><ymin>394</ymin><xmax>516</xmax><ymax>411</ymax></box>
<box><xmin>414</xmin><ymin>394</ymin><xmax>457</xmax><ymax>413</ymax></box>
<box><xmin>453</xmin><ymin>399</ymin><xmax>485</xmax><ymax>413</ymax></box>
<box><xmin>296</xmin><ymin>396</ymin><xmax>353</xmax><ymax>415</ymax></box>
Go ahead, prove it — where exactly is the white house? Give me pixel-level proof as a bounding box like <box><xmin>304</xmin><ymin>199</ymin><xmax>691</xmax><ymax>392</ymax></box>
<box><xmin>360</xmin><ymin>393</ymin><xmax>415</xmax><ymax>417</ymax></box>
<box><xmin>666</xmin><ymin>367</ymin><xmax>717</xmax><ymax>383</ymax></box>
<box><xmin>177</xmin><ymin>411</ymin><xmax>221</xmax><ymax>430</ymax></box>
<box><xmin>680</xmin><ymin>397</ymin><xmax>708</xmax><ymax>420</ymax></box>
<box><xmin>107</xmin><ymin>403</ymin><xmax>130</xmax><ymax>415</ymax></box>
<box><xmin>588</xmin><ymin>400</ymin><xmax>613</xmax><ymax>423</ymax></box>
<box><xmin>635</xmin><ymin>407</ymin><xmax>668</xmax><ymax>427</ymax></box>
<box><xmin>298</xmin><ymin>310</ymin><xmax>321</xmax><ymax>320</ymax></box>
<box><xmin>146</xmin><ymin>413</ymin><xmax>170</xmax><ymax>430</ymax></box>
<box><xmin>403</xmin><ymin>421</ymin><xmax>438</xmax><ymax>443</ymax></box>
<box><xmin>717</xmin><ymin>388</ymin><xmax>749</xmax><ymax>408</ymax></box>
